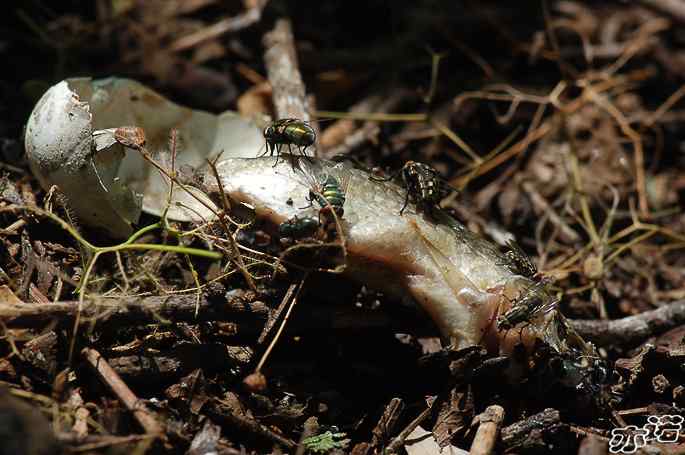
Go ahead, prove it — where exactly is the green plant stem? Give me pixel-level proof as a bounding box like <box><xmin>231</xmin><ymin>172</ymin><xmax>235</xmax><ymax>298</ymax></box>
<box><xmin>313</xmin><ymin>111</ymin><xmax>427</xmax><ymax>122</ymax></box>
<box><xmin>101</xmin><ymin>243</ymin><xmax>222</xmax><ymax>259</ymax></box>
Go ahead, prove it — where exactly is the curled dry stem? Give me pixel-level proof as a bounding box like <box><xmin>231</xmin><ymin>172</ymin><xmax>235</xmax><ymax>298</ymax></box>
<box><xmin>136</xmin><ymin>144</ymin><xmax>258</xmax><ymax>292</ymax></box>
<box><xmin>3</xmin><ymin>204</ymin><xmax>223</xmax><ymax>364</ymax></box>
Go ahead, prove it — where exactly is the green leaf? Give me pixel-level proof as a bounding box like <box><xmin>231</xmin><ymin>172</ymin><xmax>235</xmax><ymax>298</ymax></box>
<box><xmin>302</xmin><ymin>431</ymin><xmax>350</xmax><ymax>453</ymax></box>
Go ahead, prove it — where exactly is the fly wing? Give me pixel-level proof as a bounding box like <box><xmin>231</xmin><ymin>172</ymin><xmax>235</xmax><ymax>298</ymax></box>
<box><xmin>296</xmin><ymin>158</ymin><xmax>327</xmax><ymax>192</ymax></box>
<box><xmin>335</xmin><ymin>163</ymin><xmax>352</xmax><ymax>199</ymax></box>
<box><xmin>537</xmin><ymin>295</ymin><xmax>560</xmax><ymax>316</ymax></box>
<box><xmin>502</xmin><ymin>239</ymin><xmax>538</xmax><ymax>277</ymax></box>
<box><xmin>311</xmin><ymin>160</ymin><xmax>352</xmax><ymax>201</ymax></box>
<box><xmin>427</xmin><ymin>166</ymin><xmax>460</xmax><ymax>199</ymax></box>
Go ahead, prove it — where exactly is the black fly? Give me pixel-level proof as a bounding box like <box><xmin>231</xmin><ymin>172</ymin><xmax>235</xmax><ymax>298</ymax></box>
<box><xmin>372</xmin><ymin>161</ymin><xmax>457</xmax><ymax>216</ymax></box>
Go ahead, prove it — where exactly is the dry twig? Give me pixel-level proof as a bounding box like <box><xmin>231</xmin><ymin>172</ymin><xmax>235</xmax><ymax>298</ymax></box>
<box><xmin>640</xmin><ymin>0</ymin><xmax>685</xmax><ymax>23</ymax></box>
<box><xmin>263</xmin><ymin>19</ymin><xmax>311</xmax><ymax>121</ymax></box>
<box><xmin>1</xmin><ymin>293</ymin><xmax>425</xmax><ymax>334</ymax></box>
<box><xmin>386</xmin><ymin>406</ymin><xmax>432</xmax><ymax>454</ymax></box>
<box><xmin>207</xmin><ymin>400</ymin><xmax>297</xmax><ymax>449</ymax></box>
<box><xmin>256</xmin><ymin>283</ymin><xmax>298</xmax><ymax>345</ymax></box>
<box><xmin>170</xmin><ymin>0</ymin><xmax>269</xmax><ymax>52</ymax></box>
<box><xmin>570</xmin><ymin>300</ymin><xmax>685</xmax><ymax>347</ymax></box>
<box><xmin>371</xmin><ymin>398</ymin><xmax>405</xmax><ymax>448</ymax></box>
<box><xmin>1</xmin><ymin>293</ymin><xmax>268</xmax><ymax>326</ymax></box>
<box><xmin>500</xmin><ymin>408</ymin><xmax>563</xmax><ymax>452</ymax></box>
<box><xmin>253</xmin><ymin>278</ymin><xmax>305</xmax><ymax>373</ymax></box>
<box><xmin>469</xmin><ymin>405</ymin><xmax>505</xmax><ymax>455</ymax></box>
<box><xmin>82</xmin><ymin>348</ymin><xmax>164</xmax><ymax>437</ymax></box>
<box><xmin>521</xmin><ymin>180</ymin><xmax>580</xmax><ymax>243</ymax></box>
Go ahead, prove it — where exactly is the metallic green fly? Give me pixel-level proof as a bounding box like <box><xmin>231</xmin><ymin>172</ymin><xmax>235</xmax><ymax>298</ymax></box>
<box><xmin>262</xmin><ymin>118</ymin><xmax>316</xmax><ymax>165</ymax></box>
<box><xmin>278</xmin><ymin>215</ymin><xmax>320</xmax><ymax>239</ymax></box>
<box><xmin>308</xmin><ymin>174</ymin><xmax>346</xmax><ymax>218</ymax></box>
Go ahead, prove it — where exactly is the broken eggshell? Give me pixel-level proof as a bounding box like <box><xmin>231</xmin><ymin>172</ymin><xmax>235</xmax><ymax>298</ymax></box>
<box><xmin>24</xmin><ymin>77</ymin><xmax>264</xmax><ymax>237</ymax></box>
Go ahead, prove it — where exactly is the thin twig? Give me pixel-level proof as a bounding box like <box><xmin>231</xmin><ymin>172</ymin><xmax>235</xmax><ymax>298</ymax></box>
<box><xmin>256</xmin><ymin>283</ymin><xmax>299</xmax><ymax>345</ymax></box>
<box><xmin>319</xmin><ymin>95</ymin><xmax>381</xmax><ymax>150</ymax></box>
<box><xmin>82</xmin><ymin>348</ymin><xmax>164</xmax><ymax>437</ymax></box>
<box><xmin>521</xmin><ymin>181</ymin><xmax>580</xmax><ymax>243</ymax></box>
<box><xmin>170</xmin><ymin>0</ymin><xmax>269</xmax><ymax>52</ymax></box>
<box><xmin>450</xmin><ymin>68</ymin><xmax>654</xmax><ymax>188</ymax></box>
<box><xmin>255</xmin><ymin>278</ymin><xmax>305</xmax><ymax>373</ymax></box>
<box><xmin>386</xmin><ymin>406</ymin><xmax>432</xmax><ymax>454</ymax></box>
<box><xmin>584</xmin><ymin>85</ymin><xmax>649</xmax><ymax>216</ymax></box>
<box><xmin>639</xmin><ymin>0</ymin><xmax>685</xmax><ymax>23</ymax></box>
<box><xmin>319</xmin><ymin>90</ymin><xmax>408</xmax><ymax>158</ymax></box>
<box><xmin>205</xmin><ymin>157</ymin><xmax>257</xmax><ymax>291</ymax></box>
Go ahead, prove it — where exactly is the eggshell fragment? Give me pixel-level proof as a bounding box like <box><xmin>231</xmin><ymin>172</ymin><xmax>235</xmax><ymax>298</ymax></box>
<box><xmin>25</xmin><ymin>79</ymin><xmax>139</xmax><ymax>237</ymax></box>
<box><xmin>25</xmin><ymin>78</ymin><xmax>264</xmax><ymax>237</ymax></box>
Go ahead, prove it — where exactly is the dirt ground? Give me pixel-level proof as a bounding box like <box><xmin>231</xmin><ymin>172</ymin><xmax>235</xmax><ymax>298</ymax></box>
<box><xmin>2</xmin><ymin>1</ymin><xmax>685</xmax><ymax>454</ymax></box>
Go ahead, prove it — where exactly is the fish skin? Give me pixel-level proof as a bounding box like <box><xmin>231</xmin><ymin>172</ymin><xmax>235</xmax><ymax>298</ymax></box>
<box><xmin>210</xmin><ymin>156</ymin><xmax>565</xmax><ymax>352</ymax></box>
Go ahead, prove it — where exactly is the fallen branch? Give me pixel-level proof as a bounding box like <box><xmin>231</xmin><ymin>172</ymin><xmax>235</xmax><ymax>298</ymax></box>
<box><xmin>2</xmin><ymin>292</ymin><xmax>428</xmax><ymax>334</ymax></box>
<box><xmin>570</xmin><ymin>300</ymin><xmax>685</xmax><ymax>347</ymax></box>
<box><xmin>15</xmin><ymin>287</ymin><xmax>680</xmax><ymax>351</ymax></box>
<box><xmin>1</xmin><ymin>291</ymin><xmax>269</xmax><ymax>326</ymax></box>
<box><xmin>55</xmin><ymin>433</ymin><xmax>154</xmax><ymax>452</ymax></box>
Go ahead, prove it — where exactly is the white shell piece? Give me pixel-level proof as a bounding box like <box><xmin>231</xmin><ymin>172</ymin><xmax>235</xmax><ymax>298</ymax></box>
<box><xmin>25</xmin><ymin>77</ymin><xmax>264</xmax><ymax>237</ymax></box>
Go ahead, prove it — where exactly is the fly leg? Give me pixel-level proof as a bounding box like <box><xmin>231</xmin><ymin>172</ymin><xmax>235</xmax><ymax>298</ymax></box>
<box><xmin>369</xmin><ymin>168</ymin><xmax>399</xmax><ymax>183</ymax></box>
<box><xmin>516</xmin><ymin>322</ymin><xmax>532</xmax><ymax>345</ymax></box>
<box><xmin>298</xmin><ymin>193</ymin><xmax>315</xmax><ymax>210</ymax></box>
<box><xmin>272</xmin><ymin>143</ymin><xmax>283</xmax><ymax>167</ymax></box>
<box><xmin>399</xmin><ymin>190</ymin><xmax>410</xmax><ymax>215</ymax></box>
<box><xmin>300</xmin><ymin>144</ymin><xmax>315</xmax><ymax>163</ymax></box>
<box><xmin>286</xmin><ymin>144</ymin><xmax>305</xmax><ymax>171</ymax></box>
<box><xmin>259</xmin><ymin>141</ymin><xmax>271</xmax><ymax>158</ymax></box>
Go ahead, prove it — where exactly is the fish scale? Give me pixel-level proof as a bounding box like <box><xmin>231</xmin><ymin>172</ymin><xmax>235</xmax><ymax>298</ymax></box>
<box><xmin>210</xmin><ymin>156</ymin><xmax>592</xmax><ymax>357</ymax></box>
